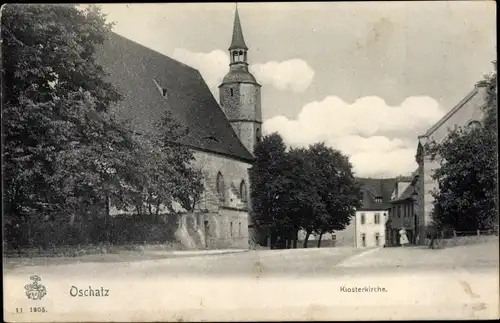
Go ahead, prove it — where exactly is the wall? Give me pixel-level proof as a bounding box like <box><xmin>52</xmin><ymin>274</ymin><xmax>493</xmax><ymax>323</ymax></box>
<box><xmin>296</xmin><ymin>215</ymin><xmax>356</xmax><ymax>248</ymax></box>
<box><xmin>193</xmin><ymin>150</ymin><xmax>251</xmax><ymax>210</ymax></box>
<box><xmin>220</xmin><ymin>83</ymin><xmax>261</xmax><ymax>121</ymax></box>
<box><xmin>355</xmin><ymin>210</ymin><xmax>387</xmax><ymax>248</ymax></box>
<box><xmin>219</xmin><ymin>82</ymin><xmax>262</xmax><ymax>156</ymax></box>
<box><xmin>192</xmin><ymin>150</ymin><xmax>252</xmax><ymax>245</ymax></box>
<box><xmin>417</xmin><ymin>84</ymin><xmax>486</xmax><ymax>236</ymax></box>
<box><xmin>175</xmin><ymin>210</ymin><xmax>248</xmax><ymax>249</ymax></box>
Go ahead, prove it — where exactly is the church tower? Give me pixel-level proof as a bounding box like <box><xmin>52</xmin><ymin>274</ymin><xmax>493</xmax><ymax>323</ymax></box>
<box><xmin>219</xmin><ymin>6</ymin><xmax>262</xmax><ymax>155</ymax></box>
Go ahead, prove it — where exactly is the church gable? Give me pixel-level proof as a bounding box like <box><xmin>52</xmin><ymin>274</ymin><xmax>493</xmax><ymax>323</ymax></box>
<box><xmin>423</xmin><ymin>83</ymin><xmax>487</xmax><ymax>143</ymax></box>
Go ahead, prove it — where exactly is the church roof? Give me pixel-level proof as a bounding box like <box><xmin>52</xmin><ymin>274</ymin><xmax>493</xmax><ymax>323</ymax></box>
<box><xmin>229</xmin><ymin>7</ymin><xmax>248</xmax><ymax>50</ymax></box>
<box><xmin>95</xmin><ymin>32</ymin><xmax>254</xmax><ymax>163</ymax></box>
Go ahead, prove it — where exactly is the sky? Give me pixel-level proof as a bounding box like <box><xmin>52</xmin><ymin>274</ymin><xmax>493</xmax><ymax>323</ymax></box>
<box><xmin>98</xmin><ymin>2</ymin><xmax>496</xmax><ymax>178</ymax></box>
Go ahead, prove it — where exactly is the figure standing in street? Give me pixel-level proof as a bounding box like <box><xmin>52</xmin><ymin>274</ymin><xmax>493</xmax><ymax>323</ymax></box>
<box><xmin>399</xmin><ymin>227</ymin><xmax>409</xmax><ymax>247</ymax></box>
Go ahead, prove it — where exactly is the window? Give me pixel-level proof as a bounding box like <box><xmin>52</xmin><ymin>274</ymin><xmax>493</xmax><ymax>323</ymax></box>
<box><xmin>375</xmin><ymin>197</ymin><xmax>382</xmax><ymax>203</ymax></box>
<box><xmin>230</xmin><ymin>88</ymin><xmax>234</xmax><ymax>96</ymax></box>
<box><xmin>361</xmin><ymin>233</ymin><xmax>366</xmax><ymax>247</ymax></box>
<box><xmin>256</xmin><ymin>128</ymin><xmax>261</xmax><ymax>142</ymax></box>
<box><xmin>239</xmin><ymin>222</ymin><xmax>242</xmax><ymax>237</ymax></box>
<box><xmin>216</xmin><ymin>172</ymin><xmax>225</xmax><ymax>203</ymax></box>
<box><xmin>360</xmin><ymin>213</ymin><xmax>366</xmax><ymax>225</ymax></box>
<box><xmin>240</xmin><ymin>180</ymin><xmax>248</xmax><ymax>203</ymax></box>
<box><xmin>360</xmin><ymin>191</ymin><xmax>364</xmax><ymax>203</ymax></box>
<box><xmin>375</xmin><ymin>233</ymin><xmax>380</xmax><ymax>246</ymax></box>
<box><xmin>468</xmin><ymin>120</ymin><xmax>481</xmax><ymax>129</ymax></box>
<box><xmin>374</xmin><ymin>213</ymin><xmax>380</xmax><ymax>224</ymax></box>
<box><xmin>230</xmin><ymin>222</ymin><xmax>233</xmax><ymax>237</ymax></box>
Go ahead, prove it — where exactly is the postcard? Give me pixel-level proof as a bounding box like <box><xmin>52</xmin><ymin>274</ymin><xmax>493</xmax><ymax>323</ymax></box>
<box><xmin>2</xmin><ymin>2</ymin><xmax>498</xmax><ymax>322</ymax></box>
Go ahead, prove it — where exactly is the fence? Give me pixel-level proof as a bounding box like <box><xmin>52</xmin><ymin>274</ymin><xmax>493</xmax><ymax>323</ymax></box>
<box><xmin>427</xmin><ymin>229</ymin><xmax>498</xmax><ymax>249</ymax></box>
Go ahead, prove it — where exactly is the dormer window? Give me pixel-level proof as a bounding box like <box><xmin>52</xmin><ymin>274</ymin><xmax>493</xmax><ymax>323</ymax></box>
<box><xmin>204</xmin><ymin>135</ymin><xmax>219</xmax><ymax>143</ymax></box>
<box><xmin>153</xmin><ymin>79</ymin><xmax>168</xmax><ymax>98</ymax></box>
<box><xmin>375</xmin><ymin>197</ymin><xmax>382</xmax><ymax>203</ymax></box>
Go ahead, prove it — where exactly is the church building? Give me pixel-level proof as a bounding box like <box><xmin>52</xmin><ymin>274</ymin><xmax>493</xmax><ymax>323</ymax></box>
<box><xmin>415</xmin><ymin>82</ymin><xmax>488</xmax><ymax>244</ymax></box>
<box><xmin>96</xmin><ymin>8</ymin><xmax>261</xmax><ymax>249</ymax></box>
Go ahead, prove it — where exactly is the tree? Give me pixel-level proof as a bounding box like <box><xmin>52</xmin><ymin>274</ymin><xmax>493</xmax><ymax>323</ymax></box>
<box><xmin>2</xmin><ymin>4</ymin><xmax>128</xmax><ymax>245</ymax></box>
<box><xmin>121</xmin><ymin>111</ymin><xmax>204</xmax><ymax>219</ymax></box>
<box><xmin>427</xmin><ymin>61</ymin><xmax>497</xmax><ymax>232</ymax></box>
<box><xmin>249</xmin><ymin>133</ymin><xmax>289</xmax><ymax>246</ymax></box>
<box><xmin>304</xmin><ymin>143</ymin><xmax>361</xmax><ymax>247</ymax></box>
<box><xmin>2</xmin><ymin>4</ymin><xmax>204</xmax><ymax>247</ymax></box>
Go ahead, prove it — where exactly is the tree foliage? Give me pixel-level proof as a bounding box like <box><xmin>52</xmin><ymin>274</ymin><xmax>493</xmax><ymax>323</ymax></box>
<box><xmin>249</xmin><ymin>133</ymin><xmax>361</xmax><ymax>248</ymax></box>
<box><xmin>2</xmin><ymin>4</ymin><xmax>203</xmax><ymax>248</ymax></box>
<box><xmin>427</xmin><ymin>61</ymin><xmax>498</xmax><ymax>232</ymax></box>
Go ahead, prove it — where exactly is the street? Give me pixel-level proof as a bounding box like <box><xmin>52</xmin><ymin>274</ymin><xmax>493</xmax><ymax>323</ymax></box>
<box><xmin>4</xmin><ymin>239</ymin><xmax>499</xmax><ymax>321</ymax></box>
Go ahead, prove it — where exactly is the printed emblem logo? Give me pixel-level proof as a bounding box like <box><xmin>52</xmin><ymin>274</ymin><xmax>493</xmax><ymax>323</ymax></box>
<box><xmin>24</xmin><ymin>275</ymin><xmax>47</xmax><ymax>300</ymax></box>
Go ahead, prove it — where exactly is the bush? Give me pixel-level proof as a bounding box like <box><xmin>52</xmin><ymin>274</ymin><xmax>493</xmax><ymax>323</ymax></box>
<box><xmin>4</xmin><ymin>213</ymin><xmax>180</xmax><ymax>251</ymax></box>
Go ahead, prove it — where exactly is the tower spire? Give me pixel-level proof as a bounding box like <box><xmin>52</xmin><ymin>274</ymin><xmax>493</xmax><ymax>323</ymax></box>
<box><xmin>229</xmin><ymin>4</ymin><xmax>248</xmax><ymax>50</ymax></box>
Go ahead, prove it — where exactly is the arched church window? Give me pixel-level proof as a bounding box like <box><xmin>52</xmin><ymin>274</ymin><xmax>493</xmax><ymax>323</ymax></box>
<box><xmin>240</xmin><ymin>180</ymin><xmax>248</xmax><ymax>203</ymax></box>
<box><xmin>230</xmin><ymin>88</ymin><xmax>234</xmax><ymax>96</ymax></box>
<box><xmin>216</xmin><ymin>172</ymin><xmax>225</xmax><ymax>203</ymax></box>
<box><xmin>232</xmin><ymin>51</ymin><xmax>238</xmax><ymax>62</ymax></box>
<box><xmin>256</xmin><ymin>127</ymin><xmax>261</xmax><ymax>142</ymax></box>
<box><xmin>468</xmin><ymin>120</ymin><xmax>481</xmax><ymax>129</ymax></box>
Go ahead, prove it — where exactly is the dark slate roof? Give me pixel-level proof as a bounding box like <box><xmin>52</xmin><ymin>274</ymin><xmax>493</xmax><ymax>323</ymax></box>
<box><xmin>229</xmin><ymin>8</ymin><xmax>248</xmax><ymax>50</ymax></box>
<box><xmin>391</xmin><ymin>184</ymin><xmax>415</xmax><ymax>203</ymax></box>
<box><xmin>94</xmin><ymin>32</ymin><xmax>254</xmax><ymax>163</ymax></box>
<box><xmin>221</xmin><ymin>68</ymin><xmax>258</xmax><ymax>85</ymax></box>
<box><xmin>357</xmin><ymin>178</ymin><xmax>397</xmax><ymax>211</ymax></box>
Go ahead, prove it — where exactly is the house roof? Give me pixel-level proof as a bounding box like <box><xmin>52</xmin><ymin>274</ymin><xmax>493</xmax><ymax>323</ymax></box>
<box><xmin>357</xmin><ymin>178</ymin><xmax>396</xmax><ymax>211</ymax></box>
<box><xmin>94</xmin><ymin>32</ymin><xmax>254</xmax><ymax>163</ymax></box>
<box><xmin>391</xmin><ymin>183</ymin><xmax>415</xmax><ymax>204</ymax></box>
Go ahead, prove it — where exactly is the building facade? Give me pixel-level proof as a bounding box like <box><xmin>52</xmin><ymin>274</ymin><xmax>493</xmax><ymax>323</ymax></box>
<box><xmin>297</xmin><ymin>178</ymin><xmax>394</xmax><ymax>249</ymax></box>
<box><xmin>415</xmin><ymin>83</ymin><xmax>487</xmax><ymax>244</ymax></box>
<box><xmin>387</xmin><ymin>173</ymin><xmax>418</xmax><ymax>246</ymax></box>
<box><xmin>355</xmin><ymin>178</ymin><xmax>396</xmax><ymax>248</ymax></box>
<box><xmin>98</xmin><ymin>8</ymin><xmax>261</xmax><ymax>249</ymax></box>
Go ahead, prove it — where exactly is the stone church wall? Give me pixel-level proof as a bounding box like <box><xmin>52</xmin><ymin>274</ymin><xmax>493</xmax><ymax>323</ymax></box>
<box><xmin>417</xmin><ymin>84</ymin><xmax>487</xmax><ymax>241</ymax></box>
<box><xmin>192</xmin><ymin>150</ymin><xmax>252</xmax><ymax>248</ymax></box>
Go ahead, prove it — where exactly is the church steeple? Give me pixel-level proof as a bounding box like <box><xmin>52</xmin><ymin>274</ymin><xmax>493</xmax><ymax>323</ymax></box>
<box><xmin>228</xmin><ymin>5</ymin><xmax>249</xmax><ymax>66</ymax></box>
<box><xmin>218</xmin><ymin>4</ymin><xmax>262</xmax><ymax>157</ymax></box>
<box><xmin>229</xmin><ymin>6</ymin><xmax>248</xmax><ymax>51</ymax></box>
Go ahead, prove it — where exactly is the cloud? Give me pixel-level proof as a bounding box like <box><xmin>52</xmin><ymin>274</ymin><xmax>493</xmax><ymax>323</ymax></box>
<box><xmin>250</xmin><ymin>59</ymin><xmax>315</xmax><ymax>92</ymax></box>
<box><xmin>172</xmin><ymin>48</ymin><xmax>228</xmax><ymax>95</ymax></box>
<box><xmin>263</xmin><ymin>95</ymin><xmax>446</xmax><ymax>178</ymax></box>
<box><xmin>171</xmin><ymin>49</ymin><xmax>315</xmax><ymax>94</ymax></box>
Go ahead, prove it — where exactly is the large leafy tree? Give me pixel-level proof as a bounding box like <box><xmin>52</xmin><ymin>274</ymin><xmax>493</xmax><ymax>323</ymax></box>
<box><xmin>2</xmin><ymin>4</ymin><xmax>127</xmax><ymax>235</ymax></box>
<box><xmin>427</xmin><ymin>61</ymin><xmax>498</xmax><ymax>232</ymax></box>
<box><xmin>250</xmin><ymin>134</ymin><xmax>361</xmax><ymax>248</ymax></box>
<box><xmin>249</xmin><ymin>133</ymin><xmax>290</xmax><ymax>245</ymax></box>
<box><xmin>2</xmin><ymin>4</ymin><xmax>203</xmax><ymax>247</ymax></box>
<box><xmin>305</xmin><ymin>143</ymin><xmax>361</xmax><ymax>247</ymax></box>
